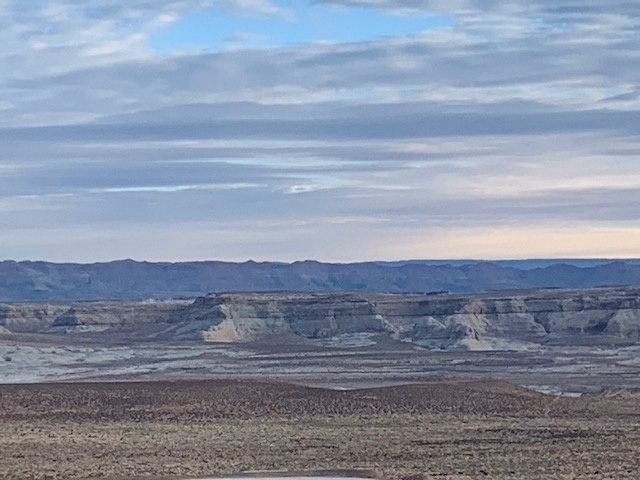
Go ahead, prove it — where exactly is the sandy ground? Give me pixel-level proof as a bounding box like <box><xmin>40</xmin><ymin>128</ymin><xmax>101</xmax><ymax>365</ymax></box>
<box><xmin>2</xmin><ymin>379</ymin><xmax>640</xmax><ymax>480</ymax></box>
<box><xmin>3</xmin><ymin>335</ymin><xmax>640</xmax><ymax>394</ymax></box>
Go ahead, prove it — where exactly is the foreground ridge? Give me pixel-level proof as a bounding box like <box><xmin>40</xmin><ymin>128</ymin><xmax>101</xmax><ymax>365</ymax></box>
<box><xmin>1</xmin><ymin>379</ymin><xmax>639</xmax><ymax>480</ymax></box>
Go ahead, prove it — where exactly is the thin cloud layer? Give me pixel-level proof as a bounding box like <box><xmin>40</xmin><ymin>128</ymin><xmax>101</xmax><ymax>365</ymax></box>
<box><xmin>0</xmin><ymin>0</ymin><xmax>639</xmax><ymax>261</ymax></box>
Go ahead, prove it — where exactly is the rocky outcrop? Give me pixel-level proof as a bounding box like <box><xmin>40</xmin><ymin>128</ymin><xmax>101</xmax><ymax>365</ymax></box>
<box><xmin>1</xmin><ymin>287</ymin><xmax>639</xmax><ymax>350</ymax></box>
<box><xmin>182</xmin><ymin>292</ymin><xmax>384</xmax><ymax>342</ymax></box>
<box><xmin>0</xmin><ymin>300</ymin><xmax>189</xmax><ymax>333</ymax></box>
<box><xmin>0</xmin><ymin>304</ymin><xmax>69</xmax><ymax>332</ymax></box>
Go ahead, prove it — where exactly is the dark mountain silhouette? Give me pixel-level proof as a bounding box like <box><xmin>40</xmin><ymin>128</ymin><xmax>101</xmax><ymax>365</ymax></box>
<box><xmin>1</xmin><ymin>258</ymin><xmax>639</xmax><ymax>301</ymax></box>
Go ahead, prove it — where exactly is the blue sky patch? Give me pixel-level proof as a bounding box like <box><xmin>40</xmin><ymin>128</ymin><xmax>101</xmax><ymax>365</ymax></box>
<box><xmin>150</xmin><ymin>3</ymin><xmax>453</xmax><ymax>52</ymax></box>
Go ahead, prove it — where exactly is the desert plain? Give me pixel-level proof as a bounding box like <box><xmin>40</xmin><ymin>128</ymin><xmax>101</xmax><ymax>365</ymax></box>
<box><xmin>2</xmin><ymin>379</ymin><xmax>640</xmax><ymax>480</ymax></box>
<box><xmin>2</xmin><ymin>287</ymin><xmax>640</xmax><ymax>479</ymax></box>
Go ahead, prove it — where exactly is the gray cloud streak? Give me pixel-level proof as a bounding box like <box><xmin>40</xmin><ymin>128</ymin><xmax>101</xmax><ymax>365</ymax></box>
<box><xmin>0</xmin><ymin>0</ymin><xmax>639</xmax><ymax>261</ymax></box>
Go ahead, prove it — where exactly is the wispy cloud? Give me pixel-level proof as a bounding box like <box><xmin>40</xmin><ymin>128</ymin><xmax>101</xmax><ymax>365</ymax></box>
<box><xmin>0</xmin><ymin>0</ymin><xmax>639</xmax><ymax>261</ymax></box>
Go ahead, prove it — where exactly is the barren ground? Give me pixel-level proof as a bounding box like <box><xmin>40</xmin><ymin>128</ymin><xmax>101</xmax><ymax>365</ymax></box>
<box><xmin>3</xmin><ymin>334</ymin><xmax>640</xmax><ymax>395</ymax></box>
<box><xmin>2</xmin><ymin>380</ymin><xmax>640</xmax><ymax>480</ymax></box>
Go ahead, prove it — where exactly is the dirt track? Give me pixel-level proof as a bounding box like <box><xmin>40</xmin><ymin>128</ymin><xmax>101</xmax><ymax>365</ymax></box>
<box><xmin>1</xmin><ymin>380</ymin><xmax>640</xmax><ymax>479</ymax></box>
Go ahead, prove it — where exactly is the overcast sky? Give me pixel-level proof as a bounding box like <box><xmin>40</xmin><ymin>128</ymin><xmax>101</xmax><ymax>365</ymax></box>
<box><xmin>1</xmin><ymin>0</ymin><xmax>639</xmax><ymax>262</ymax></box>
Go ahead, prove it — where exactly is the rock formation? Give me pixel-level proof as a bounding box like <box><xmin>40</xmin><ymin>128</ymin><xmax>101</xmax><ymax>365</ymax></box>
<box><xmin>2</xmin><ymin>286</ymin><xmax>639</xmax><ymax>350</ymax></box>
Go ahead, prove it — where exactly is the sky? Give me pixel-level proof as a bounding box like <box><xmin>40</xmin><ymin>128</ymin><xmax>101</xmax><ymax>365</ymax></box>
<box><xmin>0</xmin><ymin>0</ymin><xmax>639</xmax><ymax>263</ymax></box>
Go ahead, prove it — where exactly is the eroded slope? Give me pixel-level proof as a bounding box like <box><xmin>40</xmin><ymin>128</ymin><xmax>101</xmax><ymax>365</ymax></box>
<box><xmin>3</xmin><ymin>287</ymin><xmax>639</xmax><ymax>350</ymax></box>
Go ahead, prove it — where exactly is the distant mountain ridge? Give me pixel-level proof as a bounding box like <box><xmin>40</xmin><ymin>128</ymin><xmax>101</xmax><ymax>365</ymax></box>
<box><xmin>1</xmin><ymin>258</ymin><xmax>640</xmax><ymax>301</ymax></box>
<box><xmin>377</xmin><ymin>259</ymin><xmax>640</xmax><ymax>269</ymax></box>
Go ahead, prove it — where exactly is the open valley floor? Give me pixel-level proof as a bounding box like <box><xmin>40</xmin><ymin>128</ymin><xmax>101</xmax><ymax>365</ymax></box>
<box><xmin>3</xmin><ymin>287</ymin><xmax>640</xmax><ymax>479</ymax></box>
<box><xmin>3</xmin><ymin>337</ymin><xmax>640</xmax><ymax>395</ymax></box>
<box><xmin>2</xmin><ymin>379</ymin><xmax>640</xmax><ymax>480</ymax></box>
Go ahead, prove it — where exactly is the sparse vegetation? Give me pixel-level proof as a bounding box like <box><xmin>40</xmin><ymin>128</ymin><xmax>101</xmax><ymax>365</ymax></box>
<box><xmin>1</xmin><ymin>380</ymin><xmax>639</xmax><ymax>480</ymax></box>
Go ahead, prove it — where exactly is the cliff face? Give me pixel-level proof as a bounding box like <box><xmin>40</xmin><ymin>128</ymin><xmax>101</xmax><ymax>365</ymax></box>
<box><xmin>183</xmin><ymin>293</ymin><xmax>384</xmax><ymax>342</ymax></box>
<box><xmin>177</xmin><ymin>289</ymin><xmax>640</xmax><ymax>349</ymax></box>
<box><xmin>2</xmin><ymin>287</ymin><xmax>639</xmax><ymax>350</ymax></box>
<box><xmin>0</xmin><ymin>301</ymin><xmax>189</xmax><ymax>334</ymax></box>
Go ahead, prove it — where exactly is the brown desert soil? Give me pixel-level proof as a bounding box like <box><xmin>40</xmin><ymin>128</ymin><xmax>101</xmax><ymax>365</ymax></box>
<box><xmin>1</xmin><ymin>379</ymin><xmax>640</xmax><ymax>480</ymax></box>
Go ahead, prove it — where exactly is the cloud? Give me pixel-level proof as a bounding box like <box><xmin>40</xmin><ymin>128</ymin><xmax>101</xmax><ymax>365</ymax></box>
<box><xmin>0</xmin><ymin>0</ymin><xmax>639</xmax><ymax>261</ymax></box>
<box><xmin>0</xmin><ymin>0</ymin><xmax>289</xmax><ymax>81</ymax></box>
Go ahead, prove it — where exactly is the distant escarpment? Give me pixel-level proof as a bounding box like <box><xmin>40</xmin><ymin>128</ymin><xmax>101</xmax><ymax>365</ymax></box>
<box><xmin>2</xmin><ymin>287</ymin><xmax>640</xmax><ymax>350</ymax></box>
<box><xmin>1</xmin><ymin>258</ymin><xmax>640</xmax><ymax>301</ymax></box>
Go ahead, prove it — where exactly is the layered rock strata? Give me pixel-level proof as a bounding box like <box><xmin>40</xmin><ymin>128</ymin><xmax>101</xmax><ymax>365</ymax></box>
<box><xmin>1</xmin><ymin>287</ymin><xmax>639</xmax><ymax>350</ymax></box>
